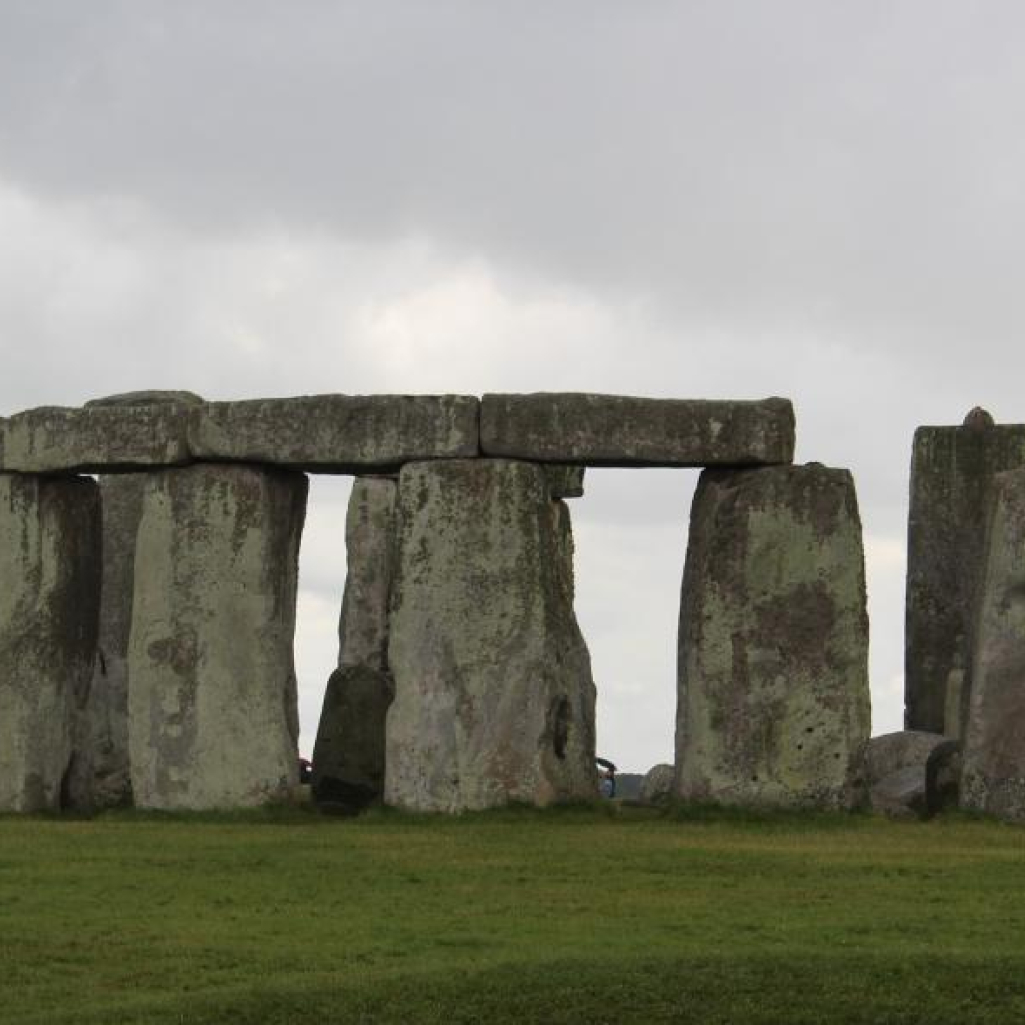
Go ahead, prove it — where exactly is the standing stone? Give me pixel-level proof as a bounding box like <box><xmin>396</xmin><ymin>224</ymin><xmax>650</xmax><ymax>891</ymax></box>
<box><xmin>0</xmin><ymin>475</ymin><xmax>100</xmax><ymax>812</ymax></box>
<box><xmin>961</xmin><ymin>469</ymin><xmax>1025</xmax><ymax>821</ymax></box>
<box><xmin>314</xmin><ymin>667</ymin><xmax>394</xmax><ymax>812</ymax></box>
<box><xmin>128</xmin><ymin>463</ymin><xmax>307</xmax><ymax>810</ymax></box>
<box><xmin>906</xmin><ymin>411</ymin><xmax>1025</xmax><ymax>735</ymax></box>
<box><xmin>386</xmin><ymin>459</ymin><xmax>597</xmax><ymax>812</ymax></box>
<box><xmin>676</xmin><ymin>464</ymin><xmax>871</xmax><ymax>809</ymax></box>
<box><xmin>66</xmin><ymin>391</ymin><xmax>205</xmax><ymax>811</ymax></box>
<box><xmin>337</xmin><ymin>477</ymin><xmax>397</xmax><ymax>672</ymax></box>
<box><xmin>313</xmin><ymin>477</ymin><xmax>397</xmax><ymax>811</ymax></box>
<box><xmin>64</xmin><ymin>476</ymin><xmax>143</xmax><ymax>810</ymax></box>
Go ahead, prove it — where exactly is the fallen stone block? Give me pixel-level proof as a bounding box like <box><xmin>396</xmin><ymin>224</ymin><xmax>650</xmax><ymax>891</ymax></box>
<box><xmin>864</xmin><ymin>731</ymin><xmax>951</xmax><ymax>818</ymax></box>
<box><xmin>865</xmin><ymin>730</ymin><xmax>949</xmax><ymax>784</ymax></box>
<box><xmin>961</xmin><ymin>469</ymin><xmax>1025</xmax><ymax>822</ymax></box>
<box><xmin>0</xmin><ymin>403</ymin><xmax>193</xmax><ymax>473</ymax></box>
<box><xmin>0</xmin><ymin>474</ymin><xmax>100</xmax><ymax>812</ymax></box>
<box><xmin>188</xmin><ymin>394</ymin><xmax>480</xmax><ymax>471</ymax></box>
<box><xmin>676</xmin><ymin>464</ymin><xmax>871</xmax><ymax>809</ymax></box>
<box><xmin>128</xmin><ymin>463</ymin><xmax>307</xmax><ymax>810</ymax></box>
<box><xmin>385</xmin><ymin>459</ymin><xmax>597</xmax><ymax>812</ymax></box>
<box><xmin>640</xmin><ymin>763</ymin><xmax>675</xmax><ymax>804</ymax></box>
<box><xmin>480</xmin><ymin>393</ymin><xmax>795</xmax><ymax>467</ymax></box>
<box><xmin>871</xmin><ymin>766</ymin><xmax>927</xmax><ymax>818</ymax></box>
<box><xmin>906</xmin><ymin>409</ymin><xmax>1025</xmax><ymax>735</ymax></box>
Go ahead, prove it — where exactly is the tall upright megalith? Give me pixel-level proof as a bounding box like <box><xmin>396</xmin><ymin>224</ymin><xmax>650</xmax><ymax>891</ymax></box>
<box><xmin>676</xmin><ymin>464</ymin><xmax>871</xmax><ymax>809</ymax></box>
<box><xmin>128</xmin><ymin>463</ymin><xmax>308</xmax><ymax>809</ymax></box>
<box><xmin>65</xmin><ymin>390</ymin><xmax>205</xmax><ymax>811</ymax></box>
<box><xmin>0</xmin><ymin>475</ymin><xmax>100</xmax><ymax>812</ymax></box>
<box><xmin>385</xmin><ymin>459</ymin><xmax>597</xmax><ymax>812</ymax></box>
<box><xmin>961</xmin><ymin>469</ymin><xmax>1025</xmax><ymax>821</ymax></box>
<box><xmin>906</xmin><ymin>410</ymin><xmax>1025</xmax><ymax>736</ymax></box>
<box><xmin>313</xmin><ymin>476</ymin><xmax>398</xmax><ymax>811</ymax></box>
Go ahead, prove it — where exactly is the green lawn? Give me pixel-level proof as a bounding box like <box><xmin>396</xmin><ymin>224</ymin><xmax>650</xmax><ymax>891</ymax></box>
<box><xmin>2</xmin><ymin>805</ymin><xmax>1024</xmax><ymax>1024</ymax></box>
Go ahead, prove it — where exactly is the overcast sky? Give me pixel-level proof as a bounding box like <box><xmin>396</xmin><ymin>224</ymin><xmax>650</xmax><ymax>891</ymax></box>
<box><xmin>2</xmin><ymin>2</ymin><xmax>1023</xmax><ymax>769</ymax></box>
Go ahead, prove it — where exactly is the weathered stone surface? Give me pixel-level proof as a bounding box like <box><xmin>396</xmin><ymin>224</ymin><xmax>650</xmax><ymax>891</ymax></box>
<box><xmin>676</xmin><ymin>464</ymin><xmax>871</xmax><ymax>809</ymax></box>
<box><xmin>385</xmin><ymin>459</ymin><xmax>597</xmax><ymax>812</ymax></box>
<box><xmin>925</xmin><ymin>740</ymin><xmax>961</xmax><ymax>817</ymax></box>
<box><xmin>865</xmin><ymin>730</ymin><xmax>949</xmax><ymax>785</ymax></box>
<box><xmin>961</xmin><ymin>469</ymin><xmax>1025</xmax><ymax>821</ymax></box>
<box><xmin>640</xmin><ymin>763</ymin><xmax>675</xmax><ymax>804</ymax></box>
<box><xmin>188</xmin><ymin>394</ymin><xmax>480</xmax><ymax>471</ymax></box>
<box><xmin>63</xmin><ymin>476</ymin><xmax>144</xmax><ymax>810</ymax></box>
<box><xmin>0</xmin><ymin>404</ymin><xmax>193</xmax><ymax>473</ymax></box>
<box><xmin>551</xmin><ymin>498</ymin><xmax>577</xmax><ymax>603</ymax></box>
<box><xmin>337</xmin><ymin>478</ymin><xmax>398</xmax><ymax>671</ymax></box>
<box><xmin>0</xmin><ymin>475</ymin><xmax>100</xmax><ymax>812</ymax></box>
<box><xmin>480</xmin><ymin>393</ymin><xmax>795</xmax><ymax>467</ymax></box>
<box><xmin>313</xmin><ymin>667</ymin><xmax>393</xmax><ymax>812</ymax></box>
<box><xmin>542</xmin><ymin>464</ymin><xmax>586</xmax><ymax>499</ymax></box>
<box><xmin>870</xmin><ymin>766</ymin><xmax>927</xmax><ymax>818</ymax></box>
<box><xmin>66</xmin><ymin>393</ymin><xmax>206</xmax><ymax>811</ymax></box>
<box><xmin>864</xmin><ymin>731</ymin><xmax>950</xmax><ymax>818</ymax></box>
<box><xmin>312</xmin><ymin>477</ymin><xmax>397</xmax><ymax>811</ymax></box>
<box><xmin>906</xmin><ymin>412</ymin><xmax>1025</xmax><ymax>735</ymax></box>
<box><xmin>128</xmin><ymin>463</ymin><xmax>307</xmax><ymax>809</ymax></box>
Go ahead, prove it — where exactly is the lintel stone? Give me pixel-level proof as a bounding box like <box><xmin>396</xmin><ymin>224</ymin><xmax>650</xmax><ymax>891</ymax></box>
<box><xmin>188</xmin><ymin>394</ymin><xmax>480</xmax><ymax>471</ymax></box>
<box><xmin>0</xmin><ymin>404</ymin><xmax>192</xmax><ymax>474</ymax></box>
<box><xmin>480</xmin><ymin>393</ymin><xmax>795</xmax><ymax>467</ymax></box>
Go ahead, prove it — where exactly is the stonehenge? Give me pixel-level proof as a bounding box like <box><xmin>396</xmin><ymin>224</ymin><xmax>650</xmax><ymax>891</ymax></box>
<box><xmin>0</xmin><ymin>390</ymin><xmax>1022</xmax><ymax>821</ymax></box>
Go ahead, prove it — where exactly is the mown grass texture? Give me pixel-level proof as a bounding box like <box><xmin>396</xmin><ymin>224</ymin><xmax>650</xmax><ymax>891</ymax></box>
<box><xmin>2</xmin><ymin>804</ymin><xmax>1024</xmax><ymax>1024</ymax></box>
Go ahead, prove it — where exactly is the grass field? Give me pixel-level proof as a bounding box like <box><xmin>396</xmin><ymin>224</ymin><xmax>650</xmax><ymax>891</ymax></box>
<box><xmin>2</xmin><ymin>804</ymin><xmax>1025</xmax><ymax>1024</ymax></box>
